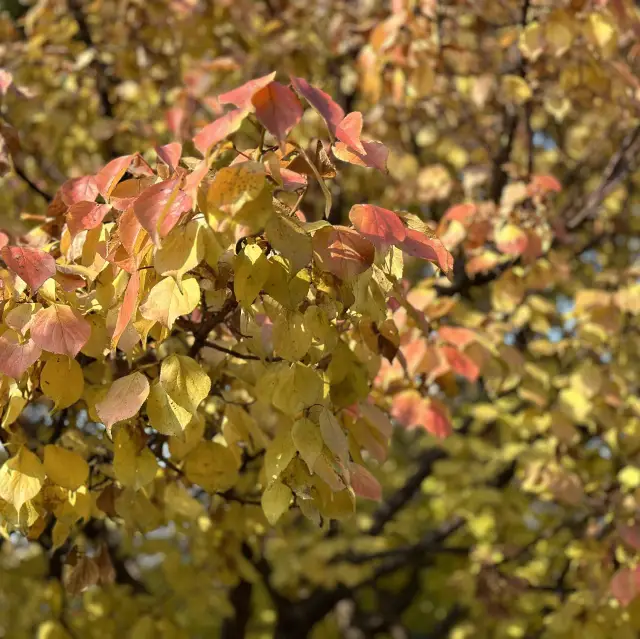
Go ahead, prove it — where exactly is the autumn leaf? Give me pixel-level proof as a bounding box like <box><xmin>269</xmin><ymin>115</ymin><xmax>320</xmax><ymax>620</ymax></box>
<box><xmin>0</xmin><ymin>332</ymin><xmax>42</xmax><ymax>378</ymax></box>
<box><xmin>336</xmin><ymin>112</ymin><xmax>365</xmax><ymax>154</ymax></box>
<box><xmin>399</xmin><ymin>229</ymin><xmax>454</xmax><ymax>278</ymax></box>
<box><xmin>43</xmin><ymin>445</ymin><xmax>89</xmax><ymax>491</ymax></box>
<box><xmin>333</xmin><ymin>140</ymin><xmax>389</xmax><ymax>172</ymax></box>
<box><xmin>66</xmin><ymin>201</ymin><xmax>111</xmax><ymax>237</ymax></box>
<box><xmin>290</xmin><ymin>76</ymin><xmax>345</xmax><ymax>136</ymax></box>
<box><xmin>1</xmin><ymin>245</ymin><xmax>56</xmax><ymax>290</ymax></box>
<box><xmin>96</xmin><ymin>372</ymin><xmax>150</xmax><ymax>430</ymax></box>
<box><xmin>348</xmin><ymin>204</ymin><xmax>406</xmax><ymax>249</ymax></box>
<box><xmin>252</xmin><ymin>82</ymin><xmax>303</xmax><ymax>149</ymax></box>
<box><xmin>133</xmin><ymin>177</ymin><xmax>192</xmax><ymax>246</ymax></box>
<box><xmin>219</xmin><ymin>72</ymin><xmax>277</xmax><ymax>109</ymax></box>
<box><xmin>155</xmin><ymin>142</ymin><xmax>182</xmax><ymax>172</ymax></box>
<box><xmin>40</xmin><ymin>355</ymin><xmax>84</xmax><ymax>410</ymax></box>
<box><xmin>95</xmin><ymin>154</ymin><xmax>133</xmax><ymax>199</ymax></box>
<box><xmin>0</xmin><ymin>447</ymin><xmax>45</xmax><ymax>514</ymax></box>
<box><xmin>193</xmin><ymin>107</ymin><xmax>248</xmax><ymax>156</ymax></box>
<box><xmin>29</xmin><ymin>304</ymin><xmax>91</xmax><ymax>358</ymax></box>
<box><xmin>139</xmin><ymin>276</ymin><xmax>200</xmax><ymax>328</ymax></box>
<box><xmin>60</xmin><ymin>175</ymin><xmax>99</xmax><ymax>206</ymax></box>
<box><xmin>312</xmin><ymin>225</ymin><xmax>375</xmax><ymax>280</ymax></box>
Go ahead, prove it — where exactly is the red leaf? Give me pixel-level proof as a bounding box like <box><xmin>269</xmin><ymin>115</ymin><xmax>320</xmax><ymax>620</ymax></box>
<box><xmin>111</xmin><ymin>270</ymin><xmax>140</xmax><ymax>350</ymax></box>
<box><xmin>252</xmin><ymin>82</ymin><xmax>303</xmax><ymax>149</ymax></box>
<box><xmin>348</xmin><ymin>204</ymin><xmax>406</xmax><ymax>249</ymax></box>
<box><xmin>1</xmin><ymin>246</ymin><xmax>56</xmax><ymax>290</ymax></box>
<box><xmin>399</xmin><ymin>229</ymin><xmax>454</xmax><ymax>277</ymax></box>
<box><xmin>155</xmin><ymin>142</ymin><xmax>182</xmax><ymax>172</ymax></box>
<box><xmin>119</xmin><ymin>207</ymin><xmax>144</xmax><ymax>257</ymax></box>
<box><xmin>333</xmin><ymin>140</ymin><xmax>389</xmax><ymax>172</ymax></box>
<box><xmin>336</xmin><ymin>112</ymin><xmax>365</xmax><ymax>154</ymax></box>
<box><xmin>440</xmin><ymin>345</ymin><xmax>480</xmax><ymax>382</ymax></box>
<box><xmin>110</xmin><ymin>177</ymin><xmax>155</xmax><ymax>211</ymax></box>
<box><xmin>290</xmin><ymin>76</ymin><xmax>345</xmax><ymax>136</ymax></box>
<box><xmin>129</xmin><ymin>153</ymin><xmax>154</xmax><ymax>177</ymax></box>
<box><xmin>349</xmin><ymin>463</ymin><xmax>382</xmax><ymax>501</ymax></box>
<box><xmin>60</xmin><ymin>176</ymin><xmax>99</xmax><ymax>206</ymax></box>
<box><xmin>219</xmin><ymin>72</ymin><xmax>277</xmax><ymax>109</ymax></box>
<box><xmin>95</xmin><ymin>155</ymin><xmax>133</xmax><ymax>199</ymax></box>
<box><xmin>438</xmin><ymin>326</ymin><xmax>478</xmax><ymax>349</ymax></box>
<box><xmin>66</xmin><ymin>202</ymin><xmax>111</xmax><ymax>237</ymax></box>
<box><xmin>166</xmin><ymin>106</ymin><xmax>186</xmax><ymax>138</ymax></box>
<box><xmin>0</xmin><ymin>333</ymin><xmax>42</xmax><ymax>378</ymax></box>
<box><xmin>133</xmin><ymin>178</ymin><xmax>192</xmax><ymax>245</ymax></box>
<box><xmin>193</xmin><ymin>107</ymin><xmax>248</xmax><ymax>155</ymax></box>
<box><xmin>312</xmin><ymin>225</ymin><xmax>375</xmax><ymax>281</ymax></box>
<box><xmin>0</xmin><ymin>231</ymin><xmax>8</xmax><ymax>250</ymax></box>
<box><xmin>29</xmin><ymin>304</ymin><xmax>91</xmax><ymax>358</ymax></box>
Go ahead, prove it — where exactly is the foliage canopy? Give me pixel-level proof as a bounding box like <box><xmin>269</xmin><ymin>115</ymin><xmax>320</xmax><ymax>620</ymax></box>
<box><xmin>0</xmin><ymin>1</ymin><xmax>640</xmax><ymax>638</ymax></box>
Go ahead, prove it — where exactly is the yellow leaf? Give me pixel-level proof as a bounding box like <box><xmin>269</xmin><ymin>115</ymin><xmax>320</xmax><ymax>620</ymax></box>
<box><xmin>154</xmin><ymin>219</ymin><xmax>205</xmax><ymax>283</ymax></box>
<box><xmin>169</xmin><ymin>414</ymin><xmax>205</xmax><ymax>460</ymax></box>
<box><xmin>265</xmin><ymin>213</ymin><xmax>312</xmax><ymax>273</ymax></box>
<box><xmin>585</xmin><ymin>13</ymin><xmax>617</xmax><ymax>57</ymax></box>
<box><xmin>292</xmin><ymin>418</ymin><xmax>323</xmax><ymax>472</ymax></box>
<box><xmin>272</xmin><ymin>311</ymin><xmax>312</xmax><ymax>361</ymax></box>
<box><xmin>500</xmin><ymin>74</ymin><xmax>532</xmax><ymax>105</ymax></box>
<box><xmin>0</xmin><ymin>447</ymin><xmax>45</xmax><ymax>513</ymax></box>
<box><xmin>183</xmin><ymin>441</ymin><xmax>239</xmax><ymax>493</ymax></box>
<box><xmin>43</xmin><ymin>445</ymin><xmax>89</xmax><ymax>491</ymax></box>
<box><xmin>146</xmin><ymin>379</ymin><xmax>193</xmax><ymax>437</ymax></box>
<box><xmin>261</xmin><ymin>480</ymin><xmax>292</xmax><ymax>525</ymax></box>
<box><xmin>113</xmin><ymin>428</ymin><xmax>157</xmax><ymax>490</ymax></box>
<box><xmin>319</xmin><ymin>408</ymin><xmax>348</xmax><ymax>465</ymax></box>
<box><xmin>160</xmin><ymin>354</ymin><xmax>211</xmax><ymax>413</ymax></box>
<box><xmin>234</xmin><ymin>244</ymin><xmax>269</xmax><ymax>308</ymax></box>
<box><xmin>206</xmin><ymin>162</ymin><xmax>266</xmax><ymax>217</ymax></box>
<box><xmin>139</xmin><ymin>275</ymin><xmax>200</xmax><ymax>328</ymax></box>
<box><xmin>264</xmin><ymin>425</ymin><xmax>296</xmax><ymax>482</ymax></box>
<box><xmin>263</xmin><ymin>255</ymin><xmax>310</xmax><ymax>310</ymax></box>
<box><xmin>40</xmin><ymin>355</ymin><xmax>84</xmax><ymax>410</ymax></box>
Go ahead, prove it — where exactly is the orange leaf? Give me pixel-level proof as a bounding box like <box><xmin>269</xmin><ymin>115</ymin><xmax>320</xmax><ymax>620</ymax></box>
<box><xmin>1</xmin><ymin>246</ymin><xmax>56</xmax><ymax>290</ymax></box>
<box><xmin>348</xmin><ymin>204</ymin><xmax>406</xmax><ymax>249</ymax></box>
<box><xmin>111</xmin><ymin>270</ymin><xmax>140</xmax><ymax>350</ymax></box>
<box><xmin>440</xmin><ymin>345</ymin><xmax>480</xmax><ymax>382</ymax></box>
<box><xmin>349</xmin><ymin>462</ymin><xmax>382</xmax><ymax>501</ymax></box>
<box><xmin>312</xmin><ymin>225</ymin><xmax>375</xmax><ymax>280</ymax></box>
<box><xmin>29</xmin><ymin>304</ymin><xmax>91</xmax><ymax>358</ymax></box>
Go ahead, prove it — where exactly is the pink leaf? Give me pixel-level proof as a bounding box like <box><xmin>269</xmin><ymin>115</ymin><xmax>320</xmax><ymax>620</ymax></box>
<box><xmin>0</xmin><ymin>68</ymin><xmax>13</xmax><ymax>96</ymax></box>
<box><xmin>611</xmin><ymin>567</ymin><xmax>640</xmax><ymax>607</ymax></box>
<box><xmin>528</xmin><ymin>174</ymin><xmax>562</xmax><ymax>196</ymax></box>
<box><xmin>60</xmin><ymin>176</ymin><xmax>99</xmax><ymax>206</ymax></box>
<box><xmin>290</xmin><ymin>76</ymin><xmax>345</xmax><ymax>136</ymax></box>
<box><xmin>111</xmin><ymin>270</ymin><xmax>140</xmax><ymax>350</ymax></box>
<box><xmin>0</xmin><ymin>333</ymin><xmax>42</xmax><ymax>378</ymax></box>
<box><xmin>333</xmin><ymin>140</ymin><xmax>389</xmax><ymax>172</ymax></box>
<box><xmin>391</xmin><ymin>390</ymin><xmax>423</xmax><ymax>428</ymax></box>
<box><xmin>336</xmin><ymin>112</ymin><xmax>365</xmax><ymax>154</ymax></box>
<box><xmin>133</xmin><ymin>178</ymin><xmax>192</xmax><ymax>246</ymax></box>
<box><xmin>442</xmin><ymin>203</ymin><xmax>477</xmax><ymax>224</ymax></box>
<box><xmin>219</xmin><ymin>72</ymin><xmax>277</xmax><ymax>109</ymax></box>
<box><xmin>29</xmin><ymin>304</ymin><xmax>91</xmax><ymax>358</ymax></box>
<box><xmin>155</xmin><ymin>142</ymin><xmax>182</xmax><ymax>172</ymax></box>
<box><xmin>348</xmin><ymin>204</ymin><xmax>406</xmax><ymax>249</ymax></box>
<box><xmin>66</xmin><ymin>202</ymin><xmax>111</xmax><ymax>237</ymax></box>
<box><xmin>193</xmin><ymin>107</ymin><xmax>248</xmax><ymax>155</ymax></box>
<box><xmin>95</xmin><ymin>372</ymin><xmax>150</xmax><ymax>430</ymax></box>
<box><xmin>95</xmin><ymin>155</ymin><xmax>134</xmax><ymax>199</ymax></box>
<box><xmin>252</xmin><ymin>82</ymin><xmax>303</xmax><ymax>149</ymax></box>
<box><xmin>1</xmin><ymin>246</ymin><xmax>56</xmax><ymax>290</ymax></box>
<box><xmin>349</xmin><ymin>463</ymin><xmax>382</xmax><ymax>501</ymax></box>
<box><xmin>399</xmin><ymin>229</ymin><xmax>454</xmax><ymax>277</ymax></box>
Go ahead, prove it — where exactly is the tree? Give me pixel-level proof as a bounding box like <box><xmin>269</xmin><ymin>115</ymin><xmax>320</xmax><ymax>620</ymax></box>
<box><xmin>0</xmin><ymin>1</ymin><xmax>639</xmax><ymax>638</ymax></box>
